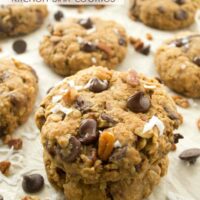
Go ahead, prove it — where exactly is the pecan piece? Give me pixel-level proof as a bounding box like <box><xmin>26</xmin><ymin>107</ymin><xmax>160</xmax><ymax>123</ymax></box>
<box><xmin>0</xmin><ymin>161</ymin><xmax>11</xmax><ymax>175</ymax></box>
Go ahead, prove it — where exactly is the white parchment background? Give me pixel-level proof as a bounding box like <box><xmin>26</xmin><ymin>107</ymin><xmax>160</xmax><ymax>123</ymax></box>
<box><xmin>0</xmin><ymin>3</ymin><xmax>200</xmax><ymax>200</ymax></box>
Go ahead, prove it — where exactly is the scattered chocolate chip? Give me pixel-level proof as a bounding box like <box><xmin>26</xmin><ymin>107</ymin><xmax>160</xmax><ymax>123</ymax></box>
<box><xmin>140</xmin><ymin>45</ymin><xmax>151</xmax><ymax>55</ymax></box>
<box><xmin>88</xmin><ymin>78</ymin><xmax>109</xmax><ymax>93</ymax></box>
<box><xmin>59</xmin><ymin>136</ymin><xmax>81</xmax><ymax>162</ymax></box>
<box><xmin>193</xmin><ymin>56</ymin><xmax>200</xmax><ymax>67</ymax></box>
<box><xmin>174</xmin><ymin>10</ymin><xmax>188</xmax><ymax>20</ymax></box>
<box><xmin>174</xmin><ymin>0</ymin><xmax>185</xmax><ymax>5</ymax></box>
<box><xmin>179</xmin><ymin>148</ymin><xmax>200</xmax><ymax>164</ymax></box>
<box><xmin>12</xmin><ymin>39</ymin><xmax>27</xmax><ymax>54</ymax></box>
<box><xmin>79</xmin><ymin>119</ymin><xmax>98</xmax><ymax>145</ymax></box>
<box><xmin>54</xmin><ymin>10</ymin><xmax>64</xmax><ymax>21</ymax></box>
<box><xmin>157</xmin><ymin>6</ymin><xmax>165</xmax><ymax>13</ymax></box>
<box><xmin>74</xmin><ymin>97</ymin><xmax>92</xmax><ymax>113</ymax></box>
<box><xmin>109</xmin><ymin>146</ymin><xmax>127</xmax><ymax>162</ymax></box>
<box><xmin>101</xmin><ymin>113</ymin><xmax>116</xmax><ymax>124</ymax></box>
<box><xmin>118</xmin><ymin>37</ymin><xmax>127</xmax><ymax>46</ymax></box>
<box><xmin>174</xmin><ymin>133</ymin><xmax>184</xmax><ymax>144</ymax></box>
<box><xmin>81</xmin><ymin>42</ymin><xmax>96</xmax><ymax>52</ymax></box>
<box><xmin>78</xmin><ymin>18</ymin><xmax>93</xmax><ymax>29</ymax></box>
<box><xmin>22</xmin><ymin>174</ymin><xmax>44</xmax><ymax>193</ymax></box>
<box><xmin>127</xmin><ymin>92</ymin><xmax>151</xmax><ymax>113</ymax></box>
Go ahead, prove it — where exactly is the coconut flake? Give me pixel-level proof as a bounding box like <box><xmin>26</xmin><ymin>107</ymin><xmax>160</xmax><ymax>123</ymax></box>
<box><xmin>66</xmin><ymin>80</ymin><xmax>84</xmax><ymax>91</ymax></box>
<box><xmin>51</xmin><ymin>103</ymin><xmax>73</xmax><ymax>115</ymax></box>
<box><xmin>86</xmin><ymin>26</ymin><xmax>96</xmax><ymax>34</ymax></box>
<box><xmin>52</xmin><ymin>95</ymin><xmax>62</xmax><ymax>103</ymax></box>
<box><xmin>144</xmin><ymin>84</ymin><xmax>156</xmax><ymax>89</ymax></box>
<box><xmin>114</xmin><ymin>140</ymin><xmax>122</xmax><ymax>148</ymax></box>
<box><xmin>91</xmin><ymin>57</ymin><xmax>97</xmax><ymax>64</ymax></box>
<box><xmin>143</xmin><ymin>116</ymin><xmax>165</xmax><ymax>135</ymax></box>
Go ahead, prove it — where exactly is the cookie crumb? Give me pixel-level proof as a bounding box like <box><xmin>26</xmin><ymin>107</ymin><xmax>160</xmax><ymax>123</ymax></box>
<box><xmin>0</xmin><ymin>161</ymin><xmax>11</xmax><ymax>176</ymax></box>
<box><xmin>146</xmin><ymin>33</ymin><xmax>153</xmax><ymax>40</ymax></box>
<box><xmin>172</xmin><ymin>95</ymin><xmax>190</xmax><ymax>108</ymax></box>
<box><xmin>7</xmin><ymin>138</ymin><xmax>23</xmax><ymax>150</ymax></box>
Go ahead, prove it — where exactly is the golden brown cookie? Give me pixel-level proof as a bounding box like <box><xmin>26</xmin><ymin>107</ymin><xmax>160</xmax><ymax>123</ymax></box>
<box><xmin>35</xmin><ymin>66</ymin><xmax>181</xmax><ymax>200</ymax></box>
<box><xmin>0</xmin><ymin>58</ymin><xmax>38</xmax><ymax>137</ymax></box>
<box><xmin>39</xmin><ymin>18</ymin><xmax>128</xmax><ymax>76</ymax></box>
<box><xmin>155</xmin><ymin>32</ymin><xmax>200</xmax><ymax>98</ymax></box>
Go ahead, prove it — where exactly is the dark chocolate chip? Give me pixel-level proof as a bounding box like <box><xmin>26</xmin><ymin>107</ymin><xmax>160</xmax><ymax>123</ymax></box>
<box><xmin>88</xmin><ymin>78</ymin><xmax>109</xmax><ymax>93</ymax></box>
<box><xmin>12</xmin><ymin>39</ymin><xmax>27</xmax><ymax>54</ymax></box>
<box><xmin>157</xmin><ymin>6</ymin><xmax>165</xmax><ymax>13</ymax></box>
<box><xmin>140</xmin><ymin>45</ymin><xmax>151</xmax><ymax>55</ymax></box>
<box><xmin>174</xmin><ymin>133</ymin><xmax>184</xmax><ymax>144</ymax></box>
<box><xmin>78</xmin><ymin>18</ymin><xmax>93</xmax><ymax>29</ymax></box>
<box><xmin>193</xmin><ymin>56</ymin><xmax>200</xmax><ymax>67</ymax></box>
<box><xmin>56</xmin><ymin>167</ymin><xmax>66</xmax><ymax>178</ymax></box>
<box><xmin>59</xmin><ymin>136</ymin><xmax>81</xmax><ymax>162</ymax></box>
<box><xmin>54</xmin><ymin>11</ymin><xmax>64</xmax><ymax>21</ymax></box>
<box><xmin>179</xmin><ymin>148</ymin><xmax>200</xmax><ymax>164</ymax></box>
<box><xmin>81</xmin><ymin>42</ymin><xmax>96</xmax><ymax>52</ymax></box>
<box><xmin>74</xmin><ymin>97</ymin><xmax>92</xmax><ymax>113</ymax></box>
<box><xmin>174</xmin><ymin>39</ymin><xmax>184</xmax><ymax>47</ymax></box>
<box><xmin>118</xmin><ymin>37</ymin><xmax>127</xmax><ymax>46</ymax></box>
<box><xmin>22</xmin><ymin>174</ymin><xmax>44</xmax><ymax>193</ymax></box>
<box><xmin>79</xmin><ymin>119</ymin><xmax>98</xmax><ymax>145</ymax></box>
<box><xmin>127</xmin><ymin>92</ymin><xmax>151</xmax><ymax>113</ymax></box>
<box><xmin>135</xmin><ymin>163</ymin><xmax>142</xmax><ymax>172</ymax></box>
<box><xmin>109</xmin><ymin>146</ymin><xmax>127</xmax><ymax>162</ymax></box>
<box><xmin>0</xmin><ymin>195</ymin><xmax>3</xmax><ymax>200</ymax></box>
<box><xmin>101</xmin><ymin>113</ymin><xmax>116</xmax><ymax>124</ymax></box>
<box><xmin>173</xmin><ymin>0</ymin><xmax>185</xmax><ymax>5</ymax></box>
<box><xmin>174</xmin><ymin>10</ymin><xmax>188</xmax><ymax>20</ymax></box>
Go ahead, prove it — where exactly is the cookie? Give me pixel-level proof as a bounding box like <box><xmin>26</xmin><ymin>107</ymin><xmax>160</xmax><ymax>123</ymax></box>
<box><xmin>35</xmin><ymin>66</ymin><xmax>181</xmax><ymax>200</ymax></box>
<box><xmin>0</xmin><ymin>58</ymin><xmax>38</xmax><ymax>137</ymax></box>
<box><xmin>39</xmin><ymin>18</ymin><xmax>128</xmax><ymax>76</ymax></box>
<box><xmin>155</xmin><ymin>32</ymin><xmax>200</xmax><ymax>98</ymax></box>
<box><xmin>130</xmin><ymin>0</ymin><xmax>200</xmax><ymax>30</ymax></box>
<box><xmin>0</xmin><ymin>5</ymin><xmax>48</xmax><ymax>38</ymax></box>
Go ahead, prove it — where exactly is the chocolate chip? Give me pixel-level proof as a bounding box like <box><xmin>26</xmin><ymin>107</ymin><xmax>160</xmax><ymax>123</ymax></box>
<box><xmin>0</xmin><ymin>195</ymin><xmax>3</xmax><ymax>200</ymax></box>
<box><xmin>174</xmin><ymin>133</ymin><xmax>184</xmax><ymax>144</ymax></box>
<box><xmin>78</xmin><ymin>18</ymin><xmax>93</xmax><ymax>29</ymax></box>
<box><xmin>54</xmin><ymin>11</ymin><xmax>64</xmax><ymax>21</ymax></box>
<box><xmin>88</xmin><ymin>78</ymin><xmax>109</xmax><ymax>93</ymax></box>
<box><xmin>79</xmin><ymin>119</ymin><xmax>98</xmax><ymax>145</ymax></box>
<box><xmin>179</xmin><ymin>148</ymin><xmax>200</xmax><ymax>164</ymax></box>
<box><xmin>81</xmin><ymin>42</ymin><xmax>96</xmax><ymax>52</ymax></box>
<box><xmin>174</xmin><ymin>10</ymin><xmax>188</xmax><ymax>20</ymax></box>
<box><xmin>173</xmin><ymin>0</ymin><xmax>185</xmax><ymax>5</ymax></box>
<box><xmin>74</xmin><ymin>97</ymin><xmax>92</xmax><ymax>113</ymax></box>
<box><xmin>193</xmin><ymin>57</ymin><xmax>200</xmax><ymax>67</ymax></box>
<box><xmin>59</xmin><ymin>136</ymin><xmax>81</xmax><ymax>162</ymax></box>
<box><xmin>140</xmin><ymin>45</ymin><xmax>151</xmax><ymax>55</ymax></box>
<box><xmin>12</xmin><ymin>39</ymin><xmax>27</xmax><ymax>54</ymax></box>
<box><xmin>56</xmin><ymin>167</ymin><xmax>66</xmax><ymax>178</ymax></box>
<box><xmin>109</xmin><ymin>147</ymin><xmax>127</xmax><ymax>162</ymax></box>
<box><xmin>22</xmin><ymin>174</ymin><xmax>44</xmax><ymax>193</ymax></box>
<box><xmin>174</xmin><ymin>39</ymin><xmax>184</xmax><ymax>47</ymax></box>
<box><xmin>164</xmin><ymin>107</ymin><xmax>180</xmax><ymax>120</ymax></box>
<box><xmin>118</xmin><ymin>37</ymin><xmax>127</xmax><ymax>46</ymax></box>
<box><xmin>127</xmin><ymin>92</ymin><xmax>151</xmax><ymax>113</ymax></box>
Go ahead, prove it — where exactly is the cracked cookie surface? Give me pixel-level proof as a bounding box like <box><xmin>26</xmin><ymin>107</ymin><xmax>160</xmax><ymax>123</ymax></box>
<box><xmin>35</xmin><ymin>66</ymin><xmax>181</xmax><ymax>200</ymax></box>
<box><xmin>130</xmin><ymin>0</ymin><xmax>199</xmax><ymax>30</ymax></box>
<box><xmin>0</xmin><ymin>58</ymin><xmax>38</xmax><ymax>137</ymax></box>
<box><xmin>39</xmin><ymin>18</ymin><xmax>128</xmax><ymax>76</ymax></box>
<box><xmin>155</xmin><ymin>32</ymin><xmax>200</xmax><ymax>98</ymax></box>
<box><xmin>0</xmin><ymin>5</ymin><xmax>48</xmax><ymax>38</ymax></box>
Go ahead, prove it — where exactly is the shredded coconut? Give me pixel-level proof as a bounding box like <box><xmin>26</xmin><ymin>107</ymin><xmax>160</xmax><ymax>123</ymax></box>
<box><xmin>114</xmin><ymin>140</ymin><xmax>122</xmax><ymax>148</ymax></box>
<box><xmin>91</xmin><ymin>57</ymin><xmax>97</xmax><ymax>64</ymax></box>
<box><xmin>143</xmin><ymin>116</ymin><xmax>165</xmax><ymax>135</ymax></box>
<box><xmin>52</xmin><ymin>95</ymin><xmax>62</xmax><ymax>103</ymax></box>
<box><xmin>51</xmin><ymin>103</ymin><xmax>73</xmax><ymax>115</ymax></box>
<box><xmin>143</xmin><ymin>84</ymin><xmax>156</xmax><ymax>89</ymax></box>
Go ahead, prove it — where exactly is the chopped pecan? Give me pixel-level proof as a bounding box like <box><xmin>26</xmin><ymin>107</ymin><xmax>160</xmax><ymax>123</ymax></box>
<box><xmin>62</xmin><ymin>88</ymin><xmax>78</xmax><ymax>106</ymax></box>
<box><xmin>97</xmin><ymin>42</ymin><xmax>112</xmax><ymax>57</ymax></box>
<box><xmin>0</xmin><ymin>161</ymin><xmax>11</xmax><ymax>175</ymax></box>
<box><xmin>98</xmin><ymin>132</ymin><xmax>115</xmax><ymax>161</ymax></box>
<box><xmin>7</xmin><ymin>138</ymin><xmax>23</xmax><ymax>150</ymax></box>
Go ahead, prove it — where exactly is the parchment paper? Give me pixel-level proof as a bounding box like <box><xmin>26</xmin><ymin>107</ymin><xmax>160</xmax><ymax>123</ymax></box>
<box><xmin>0</xmin><ymin>4</ymin><xmax>200</xmax><ymax>200</ymax></box>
